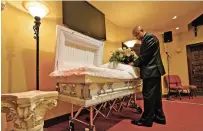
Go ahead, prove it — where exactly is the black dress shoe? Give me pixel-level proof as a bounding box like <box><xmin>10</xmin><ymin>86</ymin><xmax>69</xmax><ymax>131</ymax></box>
<box><xmin>136</xmin><ymin>106</ymin><xmax>143</xmax><ymax>114</ymax></box>
<box><xmin>129</xmin><ymin>104</ymin><xmax>143</xmax><ymax>114</ymax></box>
<box><xmin>153</xmin><ymin>117</ymin><xmax>166</xmax><ymax>125</ymax></box>
<box><xmin>131</xmin><ymin>119</ymin><xmax>153</xmax><ymax>127</ymax></box>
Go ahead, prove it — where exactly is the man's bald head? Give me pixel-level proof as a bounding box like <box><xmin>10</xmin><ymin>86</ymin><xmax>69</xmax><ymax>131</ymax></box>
<box><xmin>133</xmin><ymin>26</ymin><xmax>144</xmax><ymax>34</ymax></box>
<box><xmin>132</xmin><ymin>26</ymin><xmax>146</xmax><ymax>41</ymax></box>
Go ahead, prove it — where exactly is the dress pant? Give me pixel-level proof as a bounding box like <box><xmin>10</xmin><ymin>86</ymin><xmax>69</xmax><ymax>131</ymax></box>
<box><xmin>140</xmin><ymin>77</ymin><xmax>165</xmax><ymax>123</ymax></box>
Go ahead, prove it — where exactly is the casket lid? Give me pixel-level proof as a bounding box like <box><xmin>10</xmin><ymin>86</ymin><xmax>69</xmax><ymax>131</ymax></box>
<box><xmin>54</xmin><ymin>25</ymin><xmax>104</xmax><ymax>71</ymax></box>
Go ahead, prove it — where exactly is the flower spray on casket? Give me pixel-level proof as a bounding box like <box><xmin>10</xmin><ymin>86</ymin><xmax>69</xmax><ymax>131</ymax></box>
<box><xmin>109</xmin><ymin>47</ymin><xmax>138</xmax><ymax>66</ymax></box>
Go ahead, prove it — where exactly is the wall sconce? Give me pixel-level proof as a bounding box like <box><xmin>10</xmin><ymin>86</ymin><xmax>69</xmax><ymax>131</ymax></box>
<box><xmin>22</xmin><ymin>1</ymin><xmax>50</xmax><ymax>90</ymax></box>
<box><xmin>124</xmin><ymin>40</ymin><xmax>137</xmax><ymax>48</ymax></box>
<box><xmin>1</xmin><ymin>1</ymin><xmax>6</xmax><ymax>11</ymax></box>
<box><xmin>176</xmin><ymin>48</ymin><xmax>182</xmax><ymax>53</ymax></box>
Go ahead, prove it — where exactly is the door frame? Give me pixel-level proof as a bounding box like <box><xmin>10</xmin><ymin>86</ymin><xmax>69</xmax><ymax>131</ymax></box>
<box><xmin>186</xmin><ymin>42</ymin><xmax>203</xmax><ymax>85</ymax></box>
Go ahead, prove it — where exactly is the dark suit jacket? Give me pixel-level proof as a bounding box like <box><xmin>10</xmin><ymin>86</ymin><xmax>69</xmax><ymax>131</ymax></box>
<box><xmin>133</xmin><ymin>33</ymin><xmax>166</xmax><ymax>79</ymax></box>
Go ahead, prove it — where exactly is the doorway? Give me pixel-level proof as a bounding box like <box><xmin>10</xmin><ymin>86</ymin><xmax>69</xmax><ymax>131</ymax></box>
<box><xmin>186</xmin><ymin>42</ymin><xmax>203</xmax><ymax>95</ymax></box>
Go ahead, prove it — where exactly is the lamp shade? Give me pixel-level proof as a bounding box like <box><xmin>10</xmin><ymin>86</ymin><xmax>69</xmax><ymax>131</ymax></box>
<box><xmin>22</xmin><ymin>1</ymin><xmax>50</xmax><ymax>19</ymax></box>
<box><xmin>1</xmin><ymin>2</ymin><xmax>6</xmax><ymax>11</ymax></box>
<box><xmin>124</xmin><ymin>40</ymin><xmax>136</xmax><ymax>48</ymax></box>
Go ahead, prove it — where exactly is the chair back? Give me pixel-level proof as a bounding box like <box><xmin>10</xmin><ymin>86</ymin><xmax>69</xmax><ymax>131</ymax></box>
<box><xmin>174</xmin><ymin>75</ymin><xmax>182</xmax><ymax>86</ymax></box>
<box><xmin>164</xmin><ymin>75</ymin><xmax>177</xmax><ymax>88</ymax></box>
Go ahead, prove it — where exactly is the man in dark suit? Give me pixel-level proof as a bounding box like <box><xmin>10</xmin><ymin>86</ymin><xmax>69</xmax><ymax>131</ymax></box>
<box><xmin>129</xmin><ymin>26</ymin><xmax>166</xmax><ymax>127</ymax></box>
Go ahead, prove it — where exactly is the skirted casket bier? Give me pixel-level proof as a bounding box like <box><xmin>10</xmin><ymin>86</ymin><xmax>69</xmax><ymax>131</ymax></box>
<box><xmin>49</xmin><ymin>25</ymin><xmax>142</xmax><ymax>107</ymax></box>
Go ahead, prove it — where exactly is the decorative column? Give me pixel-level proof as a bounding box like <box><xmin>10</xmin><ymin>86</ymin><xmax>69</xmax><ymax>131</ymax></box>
<box><xmin>1</xmin><ymin>90</ymin><xmax>58</xmax><ymax>131</ymax></box>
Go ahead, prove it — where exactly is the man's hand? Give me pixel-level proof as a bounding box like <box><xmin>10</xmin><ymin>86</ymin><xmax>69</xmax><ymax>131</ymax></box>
<box><xmin>129</xmin><ymin>62</ymin><xmax>134</xmax><ymax>66</ymax></box>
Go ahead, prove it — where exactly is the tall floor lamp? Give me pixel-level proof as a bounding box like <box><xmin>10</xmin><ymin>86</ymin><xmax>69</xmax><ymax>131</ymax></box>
<box><xmin>165</xmin><ymin>52</ymin><xmax>173</xmax><ymax>101</ymax></box>
<box><xmin>23</xmin><ymin>1</ymin><xmax>50</xmax><ymax>90</ymax></box>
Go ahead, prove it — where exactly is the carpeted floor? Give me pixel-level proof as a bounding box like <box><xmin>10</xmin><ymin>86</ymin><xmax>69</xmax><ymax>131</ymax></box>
<box><xmin>46</xmin><ymin>96</ymin><xmax>203</xmax><ymax>131</ymax></box>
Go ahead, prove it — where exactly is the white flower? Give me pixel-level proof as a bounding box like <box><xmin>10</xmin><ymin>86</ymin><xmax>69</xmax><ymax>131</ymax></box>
<box><xmin>124</xmin><ymin>48</ymin><xmax>131</xmax><ymax>56</ymax></box>
<box><xmin>119</xmin><ymin>54</ymin><xmax>123</xmax><ymax>58</ymax></box>
<box><xmin>118</xmin><ymin>48</ymin><xmax>123</xmax><ymax>52</ymax></box>
<box><xmin>126</xmin><ymin>53</ymin><xmax>131</xmax><ymax>57</ymax></box>
<box><xmin>110</xmin><ymin>51</ymin><xmax>113</xmax><ymax>55</ymax></box>
<box><xmin>130</xmin><ymin>51</ymin><xmax>134</xmax><ymax>55</ymax></box>
<box><xmin>127</xmin><ymin>48</ymin><xmax>131</xmax><ymax>51</ymax></box>
<box><xmin>134</xmin><ymin>53</ymin><xmax>138</xmax><ymax>58</ymax></box>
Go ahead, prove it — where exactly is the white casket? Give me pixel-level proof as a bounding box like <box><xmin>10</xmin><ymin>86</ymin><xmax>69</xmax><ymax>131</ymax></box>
<box><xmin>50</xmin><ymin>25</ymin><xmax>142</xmax><ymax>107</ymax></box>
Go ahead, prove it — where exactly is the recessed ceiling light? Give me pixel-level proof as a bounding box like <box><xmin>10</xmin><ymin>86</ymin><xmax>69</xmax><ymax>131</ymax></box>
<box><xmin>172</xmin><ymin>16</ymin><xmax>177</xmax><ymax>19</ymax></box>
<box><xmin>176</xmin><ymin>27</ymin><xmax>179</xmax><ymax>30</ymax></box>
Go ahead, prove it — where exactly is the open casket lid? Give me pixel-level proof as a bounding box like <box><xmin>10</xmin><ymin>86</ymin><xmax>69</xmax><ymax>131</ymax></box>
<box><xmin>54</xmin><ymin>25</ymin><xmax>104</xmax><ymax>71</ymax></box>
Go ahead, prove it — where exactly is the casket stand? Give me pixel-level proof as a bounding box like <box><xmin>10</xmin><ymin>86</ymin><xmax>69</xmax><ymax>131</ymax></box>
<box><xmin>50</xmin><ymin>25</ymin><xmax>142</xmax><ymax>130</ymax></box>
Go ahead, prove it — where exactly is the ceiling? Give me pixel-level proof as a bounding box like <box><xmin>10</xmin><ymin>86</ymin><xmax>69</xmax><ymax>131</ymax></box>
<box><xmin>5</xmin><ymin>1</ymin><xmax>203</xmax><ymax>34</ymax></box>
<box><xmin>89</xmin><ymin>1</ymin><xmax>203</xmax><ymax>34</ymax></box>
